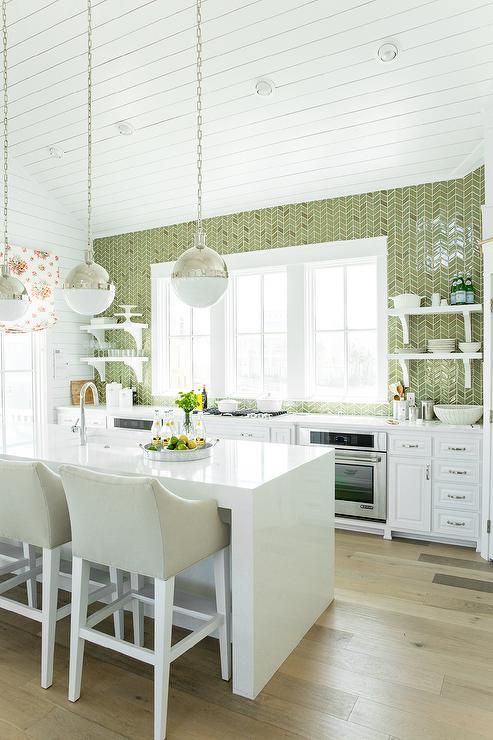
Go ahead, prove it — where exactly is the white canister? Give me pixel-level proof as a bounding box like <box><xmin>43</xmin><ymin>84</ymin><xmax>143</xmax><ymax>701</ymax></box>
<box><xmin>397</xmin><ymin>399</ymin><xmax>409</xmax><ymax>421</ymax></box>
<box><xmin>408</xmin><ymin>405</ymin><xmax>417</xmax><ymax>423</ymax></box>
<box><xmin>119</xmin><ymin>388</ymin><xmax>133</xmax><ymax>408</ymax></box>
<box><xmin>106</xmin><ymin>382</ymin><xmax>122</xmax><ymax>408</ymax></box>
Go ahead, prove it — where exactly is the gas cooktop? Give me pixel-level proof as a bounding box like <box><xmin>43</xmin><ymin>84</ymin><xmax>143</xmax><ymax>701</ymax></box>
<box><xmin>204</xmin><ymin>409</ymin><xmax>287</xmax><ymax>418</ymax></box>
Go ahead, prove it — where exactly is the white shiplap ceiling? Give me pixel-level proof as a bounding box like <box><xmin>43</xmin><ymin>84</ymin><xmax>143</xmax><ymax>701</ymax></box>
<box><xmin>5</xmin><ymin>0</ymin><xmax>493</xmax><ymax>236</ymax></box>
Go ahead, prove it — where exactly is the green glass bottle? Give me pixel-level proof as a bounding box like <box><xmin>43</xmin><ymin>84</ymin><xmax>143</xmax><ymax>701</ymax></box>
<box><xmin>465</xmin><ymin>273</ymin><xmax>475</xmax><ymax>305</ymax></box>
<box><xmin>450</xmin><ymin>274</ymin><xmax>458</xmax><ymax>305</ymax></box>
<box><xmin>455</xmin><ymin>272</ymin><xmax>466</xmax><ymax>305</ymax></box>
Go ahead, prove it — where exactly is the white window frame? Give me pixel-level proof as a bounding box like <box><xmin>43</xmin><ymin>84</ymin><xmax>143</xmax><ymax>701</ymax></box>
<box><xmin>151</xmin><ymin>237</ymin><xmax>387</xmax><ymax>401</ymax></box>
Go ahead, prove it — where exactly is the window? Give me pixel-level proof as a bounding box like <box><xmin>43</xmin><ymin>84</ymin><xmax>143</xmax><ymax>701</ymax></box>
<box><xmin>0</xmin><ymin>333</ymin><xmax>34</xmax><ymax>448</ymax></box>
<box><xmin>310</xmin><ymin>261</ymin><xmax>380</xmax><ymax>400</ymax></box>
<box><xmin>232</xmin><ymin>271</ymin><xmax>287</xmax><ymax>395</ymax></box>
<box><xmin>152</xmin><ymin>238</ymin><xmax>387</xmax><ymax>401</ymax></box>
<box><xmin>153</xmin><ymin>281</ymin><xmax>210</xmax><ymax>393</ymax></box>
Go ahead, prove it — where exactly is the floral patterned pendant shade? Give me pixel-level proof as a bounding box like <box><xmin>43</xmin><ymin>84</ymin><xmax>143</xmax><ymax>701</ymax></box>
<box><xmin>0</xmin><ymin>246</ymin><xmax>59</xmax><ymax>332</ymax></box>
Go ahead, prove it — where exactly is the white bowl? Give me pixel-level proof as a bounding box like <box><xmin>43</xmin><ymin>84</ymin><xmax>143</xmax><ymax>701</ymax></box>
<box><xmin>217</xmin><ymin>399</ymin><xmax>239</xmax><ymax>413</ymax></box>
<box><xmin>458</xmin><ymin>342</ymin><xmax>481</xmax><ymax>353</ymax></box>
<box><xmin>256</xmin><ymin>394</ymin><xmax>283</xmax><ymax>412</ymax></box>
<box><xmin>390</xmin><ymin>294</ymin><xmax>424</xmax><ymax>309</ymax></box>
<box><xmin>433</xmin><ymin>404</ymin><xmax>483</xmax><ymax>425</ymax></box>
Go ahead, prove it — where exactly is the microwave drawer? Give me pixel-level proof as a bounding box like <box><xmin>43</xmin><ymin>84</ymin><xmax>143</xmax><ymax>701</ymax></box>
<box><xmin>389</xmin><ymin>435</ymin><xmax>432</xmax><ymax>456</ymax></box>
<box><xmin>433</xmin><ymin>436</ymin><xmax>481</xmax><ymax>460</ymax></box>
<box><xmin>432</xmin><ymin>509</ymin><xmax>479</xmax><ymax>539</ymax></box>
<box><xmin>433</xmin><ymin>460</ymin><xmax>480</xmax><ymax>485</ymax></box>
<box><xmin>433</xmin><ymin>482</ymin><xmax>480</xmax><ymax>511</ymax></box>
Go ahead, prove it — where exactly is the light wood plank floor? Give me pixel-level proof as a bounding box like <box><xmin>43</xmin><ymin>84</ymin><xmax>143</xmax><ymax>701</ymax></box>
<box><xmin>1</xmin><ymin>530</ymin><xmax>493</xmax><ymax>739</ymax></box>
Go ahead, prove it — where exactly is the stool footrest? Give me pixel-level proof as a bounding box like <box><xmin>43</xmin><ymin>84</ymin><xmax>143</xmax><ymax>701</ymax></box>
<box><xmin>79</xmin><ymin>626</ymin><xmax>155</xmax><ymax>665</ymax></box>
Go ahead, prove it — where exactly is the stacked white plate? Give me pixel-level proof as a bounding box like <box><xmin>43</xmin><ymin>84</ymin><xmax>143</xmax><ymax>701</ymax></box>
<box><xmin>427</xmin><ymin>338</ymin><xmax>456</xmax><ymax>353</ymax></box>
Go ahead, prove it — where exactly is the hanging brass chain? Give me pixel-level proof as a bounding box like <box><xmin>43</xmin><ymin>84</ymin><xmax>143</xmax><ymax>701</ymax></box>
<box><xmin>196</xmin><ymin>0</ymin><xmax>203</xmax><ymax>234</ymax></box>
<box><xmin>87</xmin><ymin>0</ymin><xmax>93</xmax><ymax>254</ymax></box>
<box><xmin>2</xmin><ymin>0</ymin><xmax>7</xmax><ymax>266</ymax></box>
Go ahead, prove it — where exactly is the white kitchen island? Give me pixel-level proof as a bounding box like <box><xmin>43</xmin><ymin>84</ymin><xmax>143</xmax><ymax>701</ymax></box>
<box><xmin>0</xmin><ymin>424</ymin><xmax>334</xmax><ymax>700</ymax></box>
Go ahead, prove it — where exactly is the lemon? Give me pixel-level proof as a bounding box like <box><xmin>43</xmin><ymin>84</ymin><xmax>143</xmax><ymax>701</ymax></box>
<box><xmin>179</xmin><ymin>434</ymin><xmax>189</xmax><ymax>443</ymax></box>
<box><xmin>187</xmin><ymin>440</ymin><xmax>197</xmax><ymax>449</ymax></box>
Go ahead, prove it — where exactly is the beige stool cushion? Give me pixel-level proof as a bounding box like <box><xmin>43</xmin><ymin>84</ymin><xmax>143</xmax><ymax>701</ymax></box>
<box><xmin>0</xmin><ymin>459</ymin><xmax>71</xmax><ymax>549</ymax></box>
<box><xmin>59</xmin><ymin>465</ymin><xmax>230</xmax><ymax>579</ymax></box>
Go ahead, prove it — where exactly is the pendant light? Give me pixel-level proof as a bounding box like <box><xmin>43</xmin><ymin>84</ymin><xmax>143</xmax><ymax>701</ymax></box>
<box><xmin>0</xmin><ymin>0</ymin><xmax>29</xmax><ymax>323</ymax></box>
<box><xmin>171</xmin><ymin>0</ymin><xmax>228</xmax><ymax>308</ymax></box>
<box><xmin>63</xmin><ymin>0</ymin><xmax>114</xmax><ymax>315</ymax></box>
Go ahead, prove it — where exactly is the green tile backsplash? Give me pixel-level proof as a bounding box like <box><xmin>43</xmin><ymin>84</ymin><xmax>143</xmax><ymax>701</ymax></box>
<box><xmin>94</xmin><ymin>166</ymin><xmax>484</xmax><ymax>414</ymax></box>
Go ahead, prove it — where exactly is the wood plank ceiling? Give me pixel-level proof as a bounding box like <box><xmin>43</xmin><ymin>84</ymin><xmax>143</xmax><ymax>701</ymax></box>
<box><xmin>6</xmin><ymin>0</ymin><xmax>493</xmax><ymax>236</ymax></box>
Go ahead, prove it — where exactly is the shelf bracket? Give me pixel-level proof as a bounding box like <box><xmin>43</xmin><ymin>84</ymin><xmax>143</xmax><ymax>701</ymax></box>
<box><xmin>462</xmin><ymin>358</ymin><xmax>472</xmax><ymax>389</ymax></box>
<box><xmin>398</xmin><ymin>358</ymin><xmax>410</xmax><ymax>387</ymax></box>
<box><xmin>462</xmin><ymin>310</ymin><xmax>472</xmax><ymax>342</ymax></box>
<box><xmin>398</xmin><ymin>314</ymin><xmax>410</xmax><ymax>345</ymax></box>
<box><xmin>123</xmin><ymin>358</ymin><xmax>145</xmax><ymax>383</ymax></box>
<box><xmin>121</xmin><ymin>322</ymin><xmax>144</xmax><ymax>353</ymax></box>
<box><xmin>83</xmin><ymin>327</ymin><xmax>105</xmax><ymax>346</ymax></box>
<box><xmin>84</xmin><ymin>359</ymin><xmax>106</xmax><ymax>382</ymax></box>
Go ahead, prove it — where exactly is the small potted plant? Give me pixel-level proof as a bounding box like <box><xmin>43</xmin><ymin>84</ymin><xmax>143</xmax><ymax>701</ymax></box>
<box><xmin>175</xmin><ymin>390</ymin><xmax>198</xmax><ymax>437</ymax></box>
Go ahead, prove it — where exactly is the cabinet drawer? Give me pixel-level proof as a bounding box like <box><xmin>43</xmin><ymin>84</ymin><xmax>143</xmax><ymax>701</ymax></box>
<box><xmin>215</xmin><ymin>424</ymin><xmax>270</xmax><ymax>441</ymax></box>
<box><xmin>433</xmin><ymin>482</ymin><xmax>480</xmax><ymax>511</ymax></box>
<box><xmin>433</xmin><ymin>436</ymin><xmax>481</xmax><ymax>460</ymax></box>
<box><xmin>432</xmin><ymin>509</ymin><xmax>479</xmax><ymax>539</ymax></box>
<box><xmin>433</xmin><ymin>460</ymin><xmax>480</xmax><ymax>485</ymax></box>
<box><xmin>389</xmin><ymin>435</ymin><xmax>432</xmax><ymax>456</ymax></box>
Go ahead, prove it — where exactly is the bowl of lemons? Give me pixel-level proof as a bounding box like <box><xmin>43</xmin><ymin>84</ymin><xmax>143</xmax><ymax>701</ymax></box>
<box><xmin>142</xmin><ymin>433</ymin><xmax>216</xmax><ymax>462</ymax></box>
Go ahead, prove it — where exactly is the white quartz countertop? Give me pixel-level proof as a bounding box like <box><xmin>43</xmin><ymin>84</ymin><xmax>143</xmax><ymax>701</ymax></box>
<box><xmin>56</xmin><ymin>406</ymin><xmax>482</xmax><ymax>433</ymax></box>
<box><xmin>2</xmin><ymin>424</ymin><xmax>332</xmax><ymax>491</ymax></box>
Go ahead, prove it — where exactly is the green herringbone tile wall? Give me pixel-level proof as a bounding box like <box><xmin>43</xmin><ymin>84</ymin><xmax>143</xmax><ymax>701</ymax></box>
<box><xmin>94</xmin><ymin>166</ymin><xmax>484</xmax><ymax>415</ymax></box>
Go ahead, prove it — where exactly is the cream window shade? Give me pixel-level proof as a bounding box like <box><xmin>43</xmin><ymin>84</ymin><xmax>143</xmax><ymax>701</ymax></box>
<box><xmin>0</xmin><ymin>246</ymin><xmax>60</xmax><ymax>333</ymax></box>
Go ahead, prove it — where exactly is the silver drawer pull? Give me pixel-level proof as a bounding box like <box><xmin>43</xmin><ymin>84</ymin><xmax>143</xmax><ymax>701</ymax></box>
<box><xmin>447</xmin><ymin>446</ymin><xmax>466</xmax><ymax>451</ymax></box>
<box><xmin>448</xmin><ymin>470</ymin><xmax>467</xmax><ymax>475</ymax></box>
<box><xmin>402</xmin><ymin>443</ymin><xmax>419</xmax><ymax>448</ymax></box>
<box><xmin>446</xmin><ymin>520</ymin><xmax>466</xmax><ymax>526</ymax></box>
<box><xmin>447</xmin><ymin>494</ymin><xmax>466</xmax><ymax>500</ymax></box>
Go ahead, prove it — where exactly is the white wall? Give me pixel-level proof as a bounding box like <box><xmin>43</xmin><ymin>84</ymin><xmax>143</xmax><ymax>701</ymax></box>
<box><xmin>6</xmin><ymin>157</ymin><xmax>92</xmax><ymax>419</ymax></box>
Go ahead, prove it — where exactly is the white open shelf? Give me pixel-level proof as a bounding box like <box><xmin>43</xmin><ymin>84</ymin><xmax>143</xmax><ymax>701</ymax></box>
<box><xmin>80</xmin><ymin>356</ymin><xmax>149</xmax><ymax>383</ymax></box>
<box><xmin>389</xmin><ymin>352</ymin><xmax>482</xmax><ymax>389</ymax></box>
<box><xmin>388</xmin><ymin>303</ymin><xmax>482</xmax><ymax>344</ymax></box>
<box><xmin>80</xmin><ymin>322</ymin><xmax>148</xmax><ymax>353</ymax></box>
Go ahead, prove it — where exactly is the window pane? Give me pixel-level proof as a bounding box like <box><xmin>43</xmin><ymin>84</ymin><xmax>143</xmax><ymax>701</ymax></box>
<box><xmin>315</xmin><ymin>267</ymin><xmax>344</xmax><ymax>330</ymax></box>
<box><xmin>347</xmin><ymin>263</ymin><xmax>377</xmax><ymax>330</ymax></box>
<box><xmin>315</xmin><ymin>332</ymin><xmax>345</xmax><ymax>391</ymax></box>
<box><xmin>169</xmin><ymin>337</ymin><xmax>191</xmax><ymax>390</ymax></box>
<box><xmin>236</xmin><ymin>334</ymin><xmax>262</xmax><ymax>394</ymax></box>
<box><xmin>4</xmin><ymin>334</ymin><xmax>32</xmax><ymax>371</ymax></box>
<box><xmin>237</xmin><ymin>275</ymin><xmax>261</xmax><ymax>333</ymax></box>
<box><xmin>264</xmin><ymin>272</ymin><xmax>287</xmax><ymax>332</ymax></box>
<box><xmin>169</xmin><ymin>289</ymin><xmax>191</xmax><ymax>336</ymax></box>
<box><xmin>4</xmin><ymin>372</ymin><xmax>33</xmax><ymax>446</ymax></box>
<box><xmin>348</xmin><ymin>330</ymin><xmax>377</xmax><ymax>393</ymax></box>
<box><xmin>264</xmin><ymin>334</ymin><xmax>287</xmax><ymax>393</ymax></box>
<box><xmin>192</xmin><ymin>307</ymin><xmax>210</xmax><ymax>336</ymax></box>
<box><xmin>192</xmin><ymin>336</ymin><xmax>210</xmax><ymax>388</ymax></box>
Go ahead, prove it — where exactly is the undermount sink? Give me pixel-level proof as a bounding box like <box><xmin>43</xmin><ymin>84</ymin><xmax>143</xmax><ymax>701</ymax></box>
<box><xmin>433</xmin><ymin>405</ymin><xmax>483</xmax><ymax>425</ymax></box>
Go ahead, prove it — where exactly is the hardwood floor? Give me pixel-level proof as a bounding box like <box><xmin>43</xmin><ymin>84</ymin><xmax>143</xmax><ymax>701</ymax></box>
<box><xmin>1</xmin><ymin>530</ymin><xmax>493</xmax><ymax>739</ymax></box>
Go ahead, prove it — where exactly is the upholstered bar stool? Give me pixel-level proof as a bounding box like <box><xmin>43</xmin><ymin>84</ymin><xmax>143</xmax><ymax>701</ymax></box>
<box><xmin>0</xmin><ymin>459</ymin><xmax>123</xmax><ymax>689</ymax></box>
<box><xmin>59</xmin><ymin>465</ymin><xmax>231</xmax><ymax>740</ymax></box>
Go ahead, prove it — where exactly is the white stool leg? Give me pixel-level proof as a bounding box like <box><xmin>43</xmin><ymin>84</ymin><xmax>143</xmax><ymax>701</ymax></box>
<box><xmin>109</xmin><ymin>567</ymin><xmax>124</xmax><ymax>640</ymax></box>
<box><xmin>131</xmin><ymin>572</ymin><xmax>144</xmax><ymax>647</ymax></box>
<box><xmin>213</xmin><ymin>546</ymin><xmax>232</xmax><ymax>681</ymax></box>
<box><xmin>23</xmin><ymin>542</ymin><xmax>38</xmax><ymax>609</ymax></box>
<box><xmin>154</xmin><ymin>577</ymin><xmax>174</xmax><ymax>740</ymax></box>
<box><xmin>68</xmin><ymin>556</ymin><xmax>90</xmax><ymax>702</ymax></box>
<box><xmin>41</xmin><ymin>546</ymin><xmax>61</xmax><ymax>689</ymax></box>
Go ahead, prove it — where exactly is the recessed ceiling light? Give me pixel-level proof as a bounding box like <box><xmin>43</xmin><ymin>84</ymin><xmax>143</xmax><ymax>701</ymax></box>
<box><xmin>116</xmin><ymin>121</ymin><xmax>134</xmax><ymax>136</ymax></box>
<box><xmin>254</xmin><ymin>78</ymin><xmax>274</xmax><ymax>97</ymax></box>
<box><xmin>377</xmin><ymin>41</ymin><xmax>399</xmax><ymax>63</ymax></box>
<box><xmin>47</xmin><ymin>145</ymin><xmax>64</xmax><ymax>159</ymax></box>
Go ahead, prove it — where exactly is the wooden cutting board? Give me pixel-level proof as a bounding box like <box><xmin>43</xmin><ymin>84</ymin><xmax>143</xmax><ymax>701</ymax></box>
<box><xmin>71</xmin><ymin>380</ymin><xmax>94</xmax><ymax>406</ymax></box>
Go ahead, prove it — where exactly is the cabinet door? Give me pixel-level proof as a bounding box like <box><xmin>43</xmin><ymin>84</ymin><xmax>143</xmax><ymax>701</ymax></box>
<box><xmin>388</xmin><ymin>456</ymin><xmax>431</xmax><ymax>532</ymax></box>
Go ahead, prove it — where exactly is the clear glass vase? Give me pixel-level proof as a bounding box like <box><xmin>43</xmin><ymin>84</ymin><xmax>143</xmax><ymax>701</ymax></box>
<box><xmin>182</xmin><ymin>411</ymin><xmax>195</xmax><ymax>438</ymax></box>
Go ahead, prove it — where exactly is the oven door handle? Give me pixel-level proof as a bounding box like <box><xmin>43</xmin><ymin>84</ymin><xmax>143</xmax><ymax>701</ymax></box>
<box><xmin>336</xmin><ymin>454</ymin><xmax>382</xmax><ymax>464</ymax></box>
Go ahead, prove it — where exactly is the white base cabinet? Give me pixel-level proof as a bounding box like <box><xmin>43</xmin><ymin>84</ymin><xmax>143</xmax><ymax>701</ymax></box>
<box><xmin>388</xmin><ymin>456</ymin><xmax>431</xmax><ymax>532</ymax></box>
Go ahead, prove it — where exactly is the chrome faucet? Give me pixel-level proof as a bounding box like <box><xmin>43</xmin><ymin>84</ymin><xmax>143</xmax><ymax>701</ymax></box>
<box><xmin>79</xmin><ymin>381</ymin><xmax>99</xmax><ymax>446</ymax></box>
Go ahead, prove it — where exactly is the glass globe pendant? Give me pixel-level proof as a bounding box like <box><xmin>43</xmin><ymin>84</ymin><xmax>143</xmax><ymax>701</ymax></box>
<box><xmin>171</xmin><ymin>0</ymin><xmax>228</xmax><ymax>308</ymax></box>
<box><xmin>0</xmin><ymin>0</ymin><xmax>30</xmax><ymax>324</ymax></box>
<box><xmin>63</xmin><ymin>248</ymin><xmax>115</xmax><ymax>315</ymax></box>
<box><xmin>63</xmin><ymin>0</ymin><xmax>115</xmax><ymax>316</ymax></box>
<box><xmin>172</xmin><ymin>231</ymin><xmax>227</xmax><ymax>308</ymax></box>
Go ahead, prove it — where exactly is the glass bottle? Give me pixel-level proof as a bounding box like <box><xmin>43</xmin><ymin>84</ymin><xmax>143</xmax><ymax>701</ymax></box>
<box><xmin>151</xmin><ymin>409</ymin><xmax>162</xmax><ymax>442</ymax></box>
<box><xmin>202</xmin><ymin>384</ymin><xmax>208</xmax><ymax>410</ymax></box>
<box><xmin>465</xmin><ymin>273</ymin><xmax>475</xmax><ymax>304</ymax></box>
<box><xmin>161</xmin><ymin>409</ymin><xmax>173</xmax><ymax>445</ymax></box>
<box><xmin>455</xmin><ymin>273</ymin><xmax>466</xmax><ymax>305</ymax></box>
<box><xmin>195</xmin><ymin>412</ymin><xmax>206</xmax><ymax>447</ymax></box>
<box><xmin>450</xmin><ymin>274</ymin><xmax>457</xmax><ymax>305</ymax></box>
